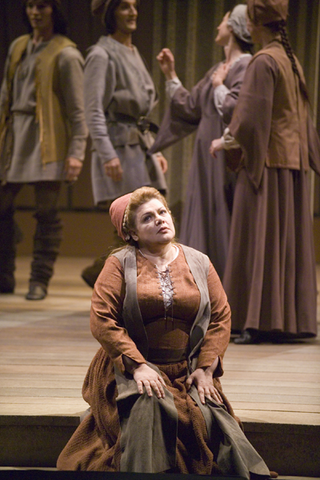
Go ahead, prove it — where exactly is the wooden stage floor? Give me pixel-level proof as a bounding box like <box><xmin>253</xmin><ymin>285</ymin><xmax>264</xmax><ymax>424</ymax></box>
<box><xmin>0</xmin><ymin>256</ymin><xmax>320</xmax><ymax>476</ymax></box>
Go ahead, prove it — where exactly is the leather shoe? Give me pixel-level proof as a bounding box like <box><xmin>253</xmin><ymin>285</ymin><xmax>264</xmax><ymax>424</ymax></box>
<box><xmin>25</xmin><ymin>284</ymin><xmax>47</xmax><ymax>301</ymax></box>
<box><xmin>234</xmin><ymin>329</ymin><xmax>260</xmax><ymax>345</ymax></box>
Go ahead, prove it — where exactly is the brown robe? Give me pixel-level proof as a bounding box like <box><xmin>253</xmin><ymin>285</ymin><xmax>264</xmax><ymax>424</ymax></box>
<box><xmin>150</xmin><ymin>56</ymin><xmax>252</xmax><ymax>279</ymax></box>
<box><xmin>56</xmin><ymin>245</ymin><xmax>270</xmax><ymax>476</ymax></box>
<box><xmin>226</xmin><ymin>41</ymin><xmax>320</xmax><ymax>337</ymax></box>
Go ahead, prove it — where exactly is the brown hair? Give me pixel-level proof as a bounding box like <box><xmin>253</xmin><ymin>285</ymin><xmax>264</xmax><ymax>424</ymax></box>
<box><xmin>23</xmin><ymin>0</ymin><xmax>67</xmax><ymax>35</ymax></box>
<box><xmin>123</xmin><ymin>187</ymin><xmax>171</xmax><ymax>246</ymax></box>
<box><xmin>234</xmin><ymin>36</ymin><xmax>254</xmax><ymax>55</ymax></box>
<box><xmin>104</xmin><ymin>0</ymin><xmax>140</xmax><ymax>35</ymax></box>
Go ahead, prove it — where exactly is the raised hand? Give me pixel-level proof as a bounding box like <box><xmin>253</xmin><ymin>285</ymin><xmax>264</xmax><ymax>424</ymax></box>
<box><xmin>157</xmin><ymin>48</ymin><xmax>177</xmax><ymax>80</ymax></box>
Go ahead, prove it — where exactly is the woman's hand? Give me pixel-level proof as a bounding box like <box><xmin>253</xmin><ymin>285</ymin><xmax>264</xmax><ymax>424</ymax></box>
<box><xmin>133</xmin><ymin>363</ymin><xmax>166</xmax><ymax>399</ymax></box>
<box><xmin>209</xmin><ymin>138</ymin><xmax>224</xmax><ymax>158</ymax></box>
<box><xmin>186</xmin><ymin>367</ymin><xmax>223</xmax><ymax>405</ymax></box>
<box><xmin>104</xmin><ymin>157</ymin><xmax>123</xmax><ymax>182</ymax></box>
<box><xmin>212</xmin><ymin>62</ymin><xmax>230</xmax><ymax>89</ymax></box>
<box><xmin>156</xmin><ymin>48</ymin><xmax>177</xmax><ymax>80</ymax></box>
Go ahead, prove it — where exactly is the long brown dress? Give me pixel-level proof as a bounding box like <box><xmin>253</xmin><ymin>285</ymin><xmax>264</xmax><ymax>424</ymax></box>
<box><xmin>56</xmin><ymin>245</ymin><xmax>270</xmax><ymax>476</ymax></box>
<box><xmin>151</xmin><ymin>56</ymin><xmax>251</xmax><ymax>279</ymax></box>
<box><xmin>225</xmin><ymin>41</ymin><xmax>320</xmax><ymax>337</ymax></box>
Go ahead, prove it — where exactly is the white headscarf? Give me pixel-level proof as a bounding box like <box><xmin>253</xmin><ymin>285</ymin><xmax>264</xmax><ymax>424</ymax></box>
<box><xmin>228</xmin><ymin>4</ymin><xmax>253</xmax><ymax>44</ymax></box>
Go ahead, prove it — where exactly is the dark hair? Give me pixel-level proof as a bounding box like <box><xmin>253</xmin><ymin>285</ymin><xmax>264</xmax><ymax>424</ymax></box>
<box><xmin>234</xmin><ymin>35</ymin><xmax>254</xmax><ymax>55</ymax></box>
<box><xmin>266</xmin><ymin>20</ymin><xmax>309</xmax><ymax>102</ymax></box>
<box><xmin>22</xmin><ymin>0</ymin><xmax>67</xmax><ymax>35</ymax></box>
<box><xmin>105</xmin><ymin>0</ymin><xmax>139</xmax><ymax>35</ymax></box>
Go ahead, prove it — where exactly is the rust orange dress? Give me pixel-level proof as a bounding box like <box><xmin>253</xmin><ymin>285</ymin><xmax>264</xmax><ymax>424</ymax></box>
<box><xmin>57</xmin><ymin>245</ymin><xmax>270</xmax><ymax>478</ymax></box>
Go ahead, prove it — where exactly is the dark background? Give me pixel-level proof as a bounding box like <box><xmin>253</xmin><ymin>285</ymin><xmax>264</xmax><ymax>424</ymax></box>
<box><xmin>1</xmin><ymin>0</ymin><xmax>320</xmax><ymax>256</ymax></box>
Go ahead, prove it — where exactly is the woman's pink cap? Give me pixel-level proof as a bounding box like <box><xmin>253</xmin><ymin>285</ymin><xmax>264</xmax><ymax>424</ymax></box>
<box><xmin>109</xmin><ymin>193</ymin><xmax>132</xmax><ymax>241</ymax></box>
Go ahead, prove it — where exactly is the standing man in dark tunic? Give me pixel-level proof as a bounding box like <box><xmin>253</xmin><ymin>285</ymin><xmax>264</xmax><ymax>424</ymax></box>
<box><xmin>0</xmin><ymin>0</ymin><xmax>87</xmax><ymax>300</ymax></box>
<box><xmin>81</xmin><ymin>0</ymin><xmax>168</xmax><ymax>288</ymax></box>
<box><xmin>210</xmin><ymin>0</ymin><xmax>320</xmax><ymax>343</ymax></box>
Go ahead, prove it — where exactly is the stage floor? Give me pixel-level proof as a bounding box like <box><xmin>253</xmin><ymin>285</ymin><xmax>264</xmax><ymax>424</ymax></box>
<box><xmin>1</xmin><ymin>256</ymin><xmax>319</xmax><ymax>424</ymax></box>
<box><xmin>0</xmin><ymin>256</ymin><xmax>320</xmax><ymax>475</ymax></box>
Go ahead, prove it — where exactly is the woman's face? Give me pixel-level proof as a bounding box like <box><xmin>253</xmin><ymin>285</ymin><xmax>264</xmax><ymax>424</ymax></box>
<box><xmin>26</xmin><ymin>0</ymin><xmax>53</xmax><ymax>33</ymax></box>
<box><xmin>130</xmin><ymin>198</ymin><xmax>175</xmax><ymax>249</ymax></box>
<box><xmin>114</xmin><ymin>0</ymin><xmax>138</xmax><ymax>35</ymax></box>
<box><xmin>215</xmin><ymin>12</ymin><xmax>231</xmax><ymax>46</ymax></box>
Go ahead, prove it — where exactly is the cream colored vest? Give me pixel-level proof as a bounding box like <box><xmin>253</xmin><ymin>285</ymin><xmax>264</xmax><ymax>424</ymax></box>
<box><xmin>1</xmin><ymin>34</ymin><xmax>76</xmax><ymax>166</ymax></box>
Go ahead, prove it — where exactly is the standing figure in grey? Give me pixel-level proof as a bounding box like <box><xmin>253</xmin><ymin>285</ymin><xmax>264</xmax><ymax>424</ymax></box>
<box><xmin>151</xmin><ymin>5</ymin><xmax>252</xmax><ymax>279</ymax></box>
<box><xmin>81</xmin><ymin>0</ymin><xmax>167</xmax><ymax>288</ymax></box>
<box><xmin>0</xmin><ymin>0</ymin><xmax>87</xmax><ymax>300</ymax></box>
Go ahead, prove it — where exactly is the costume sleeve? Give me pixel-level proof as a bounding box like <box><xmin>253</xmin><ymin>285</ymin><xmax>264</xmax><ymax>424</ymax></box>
<box><xmin>84</xmin><ymin>46</ymin><xmax>118</xmax><ymax>166</ymax></box>
<box><xmin>213</xmin><ymin>84</ymin><xmax>230</xmax><ymax>117</ymax></box>
<box><xmin>229</xmin><ymin>54</ymin><xmax>278</xmax><ymax>191</ymax></box>
<box><xmin>90</xmin><ymin>255</ymin><xmax>147</xmax><ymax>373</ymax></box>
<box><xmin>149</xmin><ymin>74</ymin><xmax>207</xmax><ymax>154</ymax></box>
<box><xmin>169</xmin><ymin>80</ymin><xmax>204</xmax><ymax>122</ymax></box>
<box><xmin>165</xmin><ymin>77</ymin><xmax>182</xmax><ymax>98</ymax></box>
<box><xmin>196</xmin><ymin>262</ymin><xmax>231</xmax><ymax>377</ymax></box>
<box><xmin>58</xmin><ymin>46</ymin><xmax>88</xmax><ymax>161</ymax></box>
<box><xmin>222</xmin><ymin>127</ymin><xmax>241</xmax><ymax>150</ymax></box>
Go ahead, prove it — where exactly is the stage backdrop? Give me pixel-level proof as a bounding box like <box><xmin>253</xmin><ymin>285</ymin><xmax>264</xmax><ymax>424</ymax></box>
<box><xmin>1</xmin><ymin>0</ymin><xmax>320</xmax><ymax>255</ymax></box>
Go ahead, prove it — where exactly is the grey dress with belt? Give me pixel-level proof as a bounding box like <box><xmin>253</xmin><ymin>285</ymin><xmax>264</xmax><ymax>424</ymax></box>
<box><xmin>84</xmin><ymin>36</ymin><xmax>167</xmax><ymax>205</ymax></box>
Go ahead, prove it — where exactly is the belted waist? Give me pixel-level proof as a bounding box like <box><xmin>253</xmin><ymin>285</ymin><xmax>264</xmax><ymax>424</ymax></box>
<box><xmin>12</xmin><ymin>110</ymin><xmax>35</xmax><ymax>116</ymax></box>
<box><xmin>148</xmin><ymin>347</ymin><xmax>188</xmax><ymax>364</ymax></box>
<box><xmin>107</xmin><ymin>113</ymin><xmax>159</xmax><ymax>134</ymax></box>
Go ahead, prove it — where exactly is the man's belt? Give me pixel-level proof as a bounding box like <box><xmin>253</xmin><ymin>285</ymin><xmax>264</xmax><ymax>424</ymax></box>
<box><xmin>109</xmin><ymin>113</ymin><xmax>159</xmax><ymax>134</ymax></box>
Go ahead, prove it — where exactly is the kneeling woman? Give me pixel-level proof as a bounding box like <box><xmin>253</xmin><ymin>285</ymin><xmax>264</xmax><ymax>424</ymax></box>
<box><xmin>57</xmin><ymin>187</ymin><xmax>271</xmax><ymax>478</ymax></box>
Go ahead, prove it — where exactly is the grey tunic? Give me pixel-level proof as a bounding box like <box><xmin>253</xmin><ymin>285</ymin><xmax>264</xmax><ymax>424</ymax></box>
<box><xmin>84</xmin><ymin>36</ymin><xmax>167</xmax><ymax>204</ymax></box>
<box><xmin>0</xmin><ymin>37</ymin><xmax>87</xmax><ymax>183</ymax></box>
<box><xmin>150</xmin><ymin>55</ymin><xmax>251</xmax><ymax>279</ymax></box>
